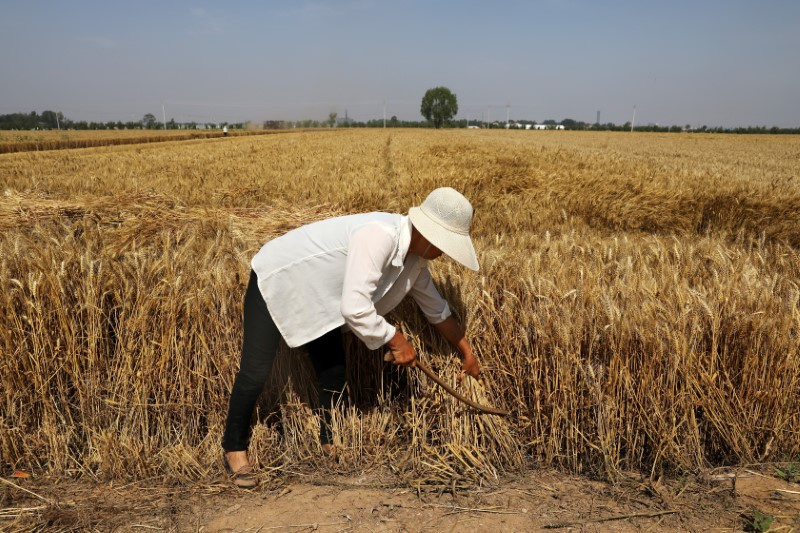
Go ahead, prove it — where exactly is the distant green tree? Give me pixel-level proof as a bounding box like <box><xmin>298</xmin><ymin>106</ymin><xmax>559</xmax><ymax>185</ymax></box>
<box><xmin>40</xmin><ymin>110</ymin><xmax>64</xmax><ymax>129</ymax></box>
<box><xmin>420</xmin><ymin>86</ymin><xmax>458</xmax><ymax>128</ymax></box>
<box><xmin>561</xmin><ymin>118</ymin><xmax>588</xmax><ymax>130</ymax></box>
<box><xmin>328</xmin><ymin>112</ymin><xmax>337</xmax><ymax>127</ymax></box>
<box><xmin>0</xmin><ymin>112</ymin><xmax>35</xmax><ymax>129</ymax></box>
<box><xmin>142</xmin><ymin>113</ymin><xmax>157</xmax><ymax>129</ymax></box>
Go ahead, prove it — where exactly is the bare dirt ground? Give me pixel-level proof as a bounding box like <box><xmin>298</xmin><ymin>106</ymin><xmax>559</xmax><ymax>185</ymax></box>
<box><xmin>2</xmin><ymin>467</ymin><xmax>799</xmax><ymax>532</ymax></box>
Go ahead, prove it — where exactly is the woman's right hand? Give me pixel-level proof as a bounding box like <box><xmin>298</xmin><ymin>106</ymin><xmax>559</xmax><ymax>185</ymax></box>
<box><xmin>386</xmin><ymin>330</ymin><xmax>417</xmax><ymax>366</ymax></box>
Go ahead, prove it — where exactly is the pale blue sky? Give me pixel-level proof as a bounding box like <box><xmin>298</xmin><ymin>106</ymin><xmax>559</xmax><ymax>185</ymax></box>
<box><xmin>1</xmin><ymin>1</ymin><xmax>798</xmax><ymax>127</ymax></box>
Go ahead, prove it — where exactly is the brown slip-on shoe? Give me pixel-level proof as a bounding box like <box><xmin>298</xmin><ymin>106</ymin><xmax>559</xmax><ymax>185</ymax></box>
<box><xmin>223</xmin><ymin>453</ymin><xmax>258</xmax><ymax>489</ymax></box>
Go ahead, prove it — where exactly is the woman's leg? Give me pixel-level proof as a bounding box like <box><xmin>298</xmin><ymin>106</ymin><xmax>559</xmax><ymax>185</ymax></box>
<box><xmin>222</xmin><ymin>270</ymin><xmax>281</xmax><ymax>452</ymax></box>
<box><xmin>305</xmin><ymin>327</ymin><xmax>347</xmax><ymax>445</ymax></box>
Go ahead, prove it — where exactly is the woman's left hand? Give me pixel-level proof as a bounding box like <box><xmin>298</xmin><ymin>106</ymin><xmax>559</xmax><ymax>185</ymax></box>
<box><xmin>461</xmin><ymin>353</ymin><xmax>480</xmax><ymax>379</ymax></box>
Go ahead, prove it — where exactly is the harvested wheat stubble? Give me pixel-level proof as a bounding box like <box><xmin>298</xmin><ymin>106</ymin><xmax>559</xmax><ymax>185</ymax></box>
<box><xmin>1</xmin><ymin>130</ymin><xmax>799</xmax><ymax>489</ymax></box>
<box><xmin>0</xmin><ymin>128</ymin><xmax>310</xmax><ymax>154</ymax></box>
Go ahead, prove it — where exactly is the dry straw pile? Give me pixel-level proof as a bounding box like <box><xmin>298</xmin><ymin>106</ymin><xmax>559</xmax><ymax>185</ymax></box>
<box><xmin>1</xmin><ymin>130</ymin><xmax>799</xmax><ymax>488</ymax></box>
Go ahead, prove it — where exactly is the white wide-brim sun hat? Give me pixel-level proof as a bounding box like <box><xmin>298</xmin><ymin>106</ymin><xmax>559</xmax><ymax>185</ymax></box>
<box><xmin>408</xmin><ymin>187</ymin><xmax>479</xmax><ymax>271</ymax></box>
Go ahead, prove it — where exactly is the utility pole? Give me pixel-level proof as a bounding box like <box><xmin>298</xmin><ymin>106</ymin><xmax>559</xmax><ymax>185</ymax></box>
<box><xmin>162</xmin><ymin>102</ymin><xmax>167</xmax><ymax>130</ymax></box>
<box><xmin>631</xmin><ymin>105</ymin><xmax>636</xmax><ymax>132</ymax></box>
<box><xmin>383</xmin><ymin>100</ymin><xmax>386</xmax><ymax>128</ymax></box>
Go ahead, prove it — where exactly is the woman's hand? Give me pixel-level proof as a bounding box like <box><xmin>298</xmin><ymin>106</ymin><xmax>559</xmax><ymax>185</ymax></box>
<box><xmin>461</xmin><ymin>352</ymin><xmax>480</xmax><ymax>379</ymax></box>
<box><xmin>432</xmin><ymin>316</ymin><xmax>480</xmax><ymax>379</ymax></box>
<box><xmin>386</xmin><ymin>330</ymin><xmax>417</xmax><ymax>367</ymax></box>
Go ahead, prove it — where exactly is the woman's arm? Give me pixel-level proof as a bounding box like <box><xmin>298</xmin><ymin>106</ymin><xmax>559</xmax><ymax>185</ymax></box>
<box><xmin>433</xmin><ymin>315</ymin><xmax>480</xmax><ymax>378</ymax></box>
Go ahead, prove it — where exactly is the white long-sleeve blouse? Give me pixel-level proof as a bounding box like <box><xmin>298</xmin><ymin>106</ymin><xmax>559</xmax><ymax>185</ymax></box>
<box><xmin>251</xmin><ymin>212</ymin><xmax>451</xmax><ymax>349</ymax></box>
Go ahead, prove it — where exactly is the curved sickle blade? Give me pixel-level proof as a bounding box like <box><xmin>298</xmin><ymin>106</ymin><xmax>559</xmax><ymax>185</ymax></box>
<box><xmin>385</xmin><ymin>353</ymin><xmax>510</xmax><ymax>416</ymax></box>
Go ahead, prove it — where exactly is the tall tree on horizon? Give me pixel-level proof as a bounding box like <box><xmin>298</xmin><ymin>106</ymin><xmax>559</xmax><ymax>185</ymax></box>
<box><xmin>420</xmin><ymin>87</ymin><xmax>458</xmax><ymax>128</ymax></box>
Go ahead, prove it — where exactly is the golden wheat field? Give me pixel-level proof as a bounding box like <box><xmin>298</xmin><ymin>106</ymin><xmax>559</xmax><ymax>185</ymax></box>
<box><xmin>1</xmin><ymin>128</ymin><xmax>799</xmax><ymax>496</ymax></box>
<box><xmin>0</xmin><ymin>128</ymin><xmax>294</xmax><ymax>154</ymax></box>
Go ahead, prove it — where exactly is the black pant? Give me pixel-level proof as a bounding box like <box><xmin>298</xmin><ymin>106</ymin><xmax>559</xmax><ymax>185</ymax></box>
<box><xmin>222</xmin><ymin>270</ymin><xmax>347</xmax><ymax>451</ymax></box>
